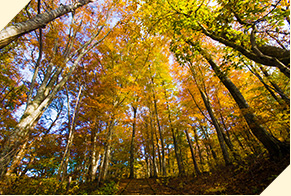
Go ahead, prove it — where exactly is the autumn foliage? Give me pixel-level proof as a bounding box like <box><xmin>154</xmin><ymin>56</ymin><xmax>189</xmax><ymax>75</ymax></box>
<box><xmin>0</xmin><ymin>0</ymin><xmax>289</xmax><ymax>194</ymax></box>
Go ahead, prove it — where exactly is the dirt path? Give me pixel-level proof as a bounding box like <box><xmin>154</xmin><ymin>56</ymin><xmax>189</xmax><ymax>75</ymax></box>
<box><xmin>117</xmin><ymin>178</ymin><xmax>183</xmax><ymax>195</ymax></box>
<box><xmin>118</xmin><ymin>179</ymin><xmax>155</xmax><ymax>195</ymax></box>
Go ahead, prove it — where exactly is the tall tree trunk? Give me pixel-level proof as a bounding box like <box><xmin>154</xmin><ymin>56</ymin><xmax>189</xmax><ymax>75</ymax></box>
<box><xmin>186</xmin><ymin>63</ymin><xmax>231</xmax><ymax>165</ymax></box>
<box><xmin>129</xmin><ymin>105</ymin><xmax>137</xmax><ymax>179</ymax></box>
<box><xmin>58</xmin><ymin>85</ymin><xmax>83</xmax><ymax>182</ymax></box>
<box><xmin>144</xmin><ymin>121</ymin><xmax>153</xmax><ymax>178</ymax></box>
<box><xmin>232</xmin><ymin>129</ymin><xmax>249</xmax><ymax>156</ymax></box>
<box><xmin>154</xmin><ymin>128</ymin><xmax>162</xmax><ymax>174</ymax></box>
<box><xmin>196</xmin><ymin>46</ymin><xmax>289</xmax><ymax>159</ymax></box>
<box><xmin>163</xmin><ymin>85</ymin><xmax>184</xmax><ymax>176</ymax></box>
<box><xmin>149</xmin><ymin>110</ymin><xmax>158</xmax><ymax>178</ymax></box>
<box><xmin>152</xmin><ymin>91</ymin><xmax>166</xmax><ymax>176</ymax></box>
<box><xmin>192</xmin><ymin>126</ymin><xmax>204</xmax><ymax>171</ymax></box>
<box><xmin>199</xmin><ymin>89</ymin><xmax>231</xmax><ymax>165</ymax></box>
<box><xmin>200</xmin><ymin>123</ymin><xmax>218</xmax><ymax>162</ymax></box>
<box><xmin>0</xmin><ymin>0</ymin><xmax>93</xmax><ymax>49</ymax></box>
<box><xmin>89</xmin><ymin>124</ymin><xmax>99</xmax><ymax>182</ymax></box>
<box><xmin>171</xmin><ymin>128</ymin><xmax>185</xmax><ymax>176</ymax></box>
<box><xmin>184</xmin><ymin>129</ymin><xmax>201</xmax><ymax>176</ymax></box>
<box><xmin>97</xmin><ymin>120</ymin><xmax>114</xmax><ymax>185</ymax></box>
<box><xmin>7</xmin><ymin>99</ymin><xmax>63</xmax><ymax>177</ymax></box>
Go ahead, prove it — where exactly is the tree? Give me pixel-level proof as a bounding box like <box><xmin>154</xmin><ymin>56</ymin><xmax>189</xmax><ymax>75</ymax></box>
<box><xmin>129</xmin><ymin>104</ymin><xmax>138</xmax><ymax>179</ymax></box>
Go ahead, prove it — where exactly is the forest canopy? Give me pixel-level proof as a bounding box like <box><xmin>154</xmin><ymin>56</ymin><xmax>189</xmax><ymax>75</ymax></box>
<box><xmin>0</xmin><ymin>0</ymin><xmax>289</xmax><ymax>194</ymax></box>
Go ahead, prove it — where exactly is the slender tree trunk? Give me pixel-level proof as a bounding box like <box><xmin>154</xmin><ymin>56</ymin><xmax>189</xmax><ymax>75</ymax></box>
<box><xmin>218</xmin><ymin>113</ymin><xmax>242</xmax><ymax>161</ymax></box>
<box><xmin>150</xmin><ymin>112</ymin><xmax>158</xmax><ymax>178</ymax></box>
<box><xmin>184</xmin><ymin>129</ymin><xmax>201</xmax><ymax>176</ymax></box>
<box><xmin>154</xmin><ymin>128</ymin><xmax>162</xmax><ymax>174</ymax></box>
<box><xmin>5</xmin><ymin>137</ymin><xmax>29</xmax><ymax>177</ymax></box>
<box><xmin>192</xmin><ymin>126</ymin><xmax>204</xmax><ymax>170</ymax></box>
<box><xmin>232</xmin><ymin>129</ymin><xmax>249</xmax><ymax>156</ymax></box>
<box><xmin>171</xmin><ymin>128</ymin><xmax>185</xmax><ymax>176</ymax></box>
<box><xmin>258</xmin><ymin>64</ymin><xmax>290</xmax><ymax>106</ymax></box>
<box><xmin>152</xmin><ymin>92</ymin><xmax>166</xmax><ymax>176</ymax></box>
<box><xmin>8</xmin><ymin>99</ymin><xmax>63</xmax><ymax>177</ymax></box>
<box><xmin>97</xmin><ymin>120</ymin><xmax>114</xmax><ymax>185</ymax></box>
<box><xmin>90</xmin><ymin>126</ymin><xmax>99</xmax><ymax>182</ymax></box>
<box><xmin>58</xmin><ymin>85</ymin><xmax>83</xmax><ymax>182</ymax></box>
<box><xmin>129</xmin><ymin>105</ymin><xmax>137</xmax><ymax>179</ymax></box>
<box><xmin>203</xmin><ymin>143</ymin><xmax>213</xmax><ymax>171</ymax></box>
<box><xmin>247</xmin><ymin>65</ymin><xmax>283</xmax><ymax>103</ymax></box>
<box><xmin>166</xmin><ymin>144</ymin><xmax>171</xmax><ymax>175</ymax></box>
<box><xmin>200</xmin><ymin>123</ymin><xmax>218</xmax><ymax>162</ymax></box>
<box><xmin>144</xmin><ymin>121</ymin><xmax>153</xmax><ymax>178</ymax></box>
<box><xmin>199</xmin><ymin>89</ymin><xmax>231</xmax><ymax>165</ymax></box>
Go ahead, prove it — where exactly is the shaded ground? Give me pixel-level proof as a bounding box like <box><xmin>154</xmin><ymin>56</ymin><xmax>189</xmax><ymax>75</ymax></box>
<box><xmin>118</xmin><ymin>179</ymin><xmax>155</xmax><ymax>195</ymax></box>
<box><xmin>117</xmin><ymin>178</ymin><xmax>183</xmax><ymax>195</ymax></box>
<box><xmin>115</xmin><ymin>154</ymin><xmax>290</xmax><ymax>195</ymax></box>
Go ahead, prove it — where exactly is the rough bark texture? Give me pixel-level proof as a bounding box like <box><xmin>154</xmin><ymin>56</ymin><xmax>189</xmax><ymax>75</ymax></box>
<box><xmin>0</xmin><ymin>0</ymin><xmax>93</xmax><ymax>49</ymax></box>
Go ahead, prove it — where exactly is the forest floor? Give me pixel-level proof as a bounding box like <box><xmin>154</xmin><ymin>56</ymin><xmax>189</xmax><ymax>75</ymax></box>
<box><xmin>2</xmin><ymin>153</ymin><xmax>289</xmax><ymax>194</ymax></box>
<box><xmin>115</xmin><ymin>154</ymin><xmax>290</xmax><ymax>195</ymax></box>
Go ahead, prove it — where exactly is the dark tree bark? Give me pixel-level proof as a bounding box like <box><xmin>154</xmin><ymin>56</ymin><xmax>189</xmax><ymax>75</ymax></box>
<box><xmin>171</xmin><ymin>128</ymin><xmax>185</xmax><ymax>176</ymax></box>
<box><xmin>199</xmin><ymin>122</ymin><xmax>218</xmax><ymax>162</ymax></box>
<box><xmin>149</xmin><ymin>108</ymin><xmax>158</xmax><ymax>178</ymax></box>
<box><xmin>149</xmin><ymin>74</ymin><xmax>166</xmax><ymax>176</ymax></box>
<box><xmin>199</xmin><ymin>89</ymin><xmax>231</xmax><ymax>165</ymax></box>
<box><xmin>129</xmin><ymin>105</ymin><xmax>137</xmax><ymax>179</ymax></box>
<box><xmin>184</xmin><ymin>129</ymin><xmax>201</xmax><ymax>176</ymax></box>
